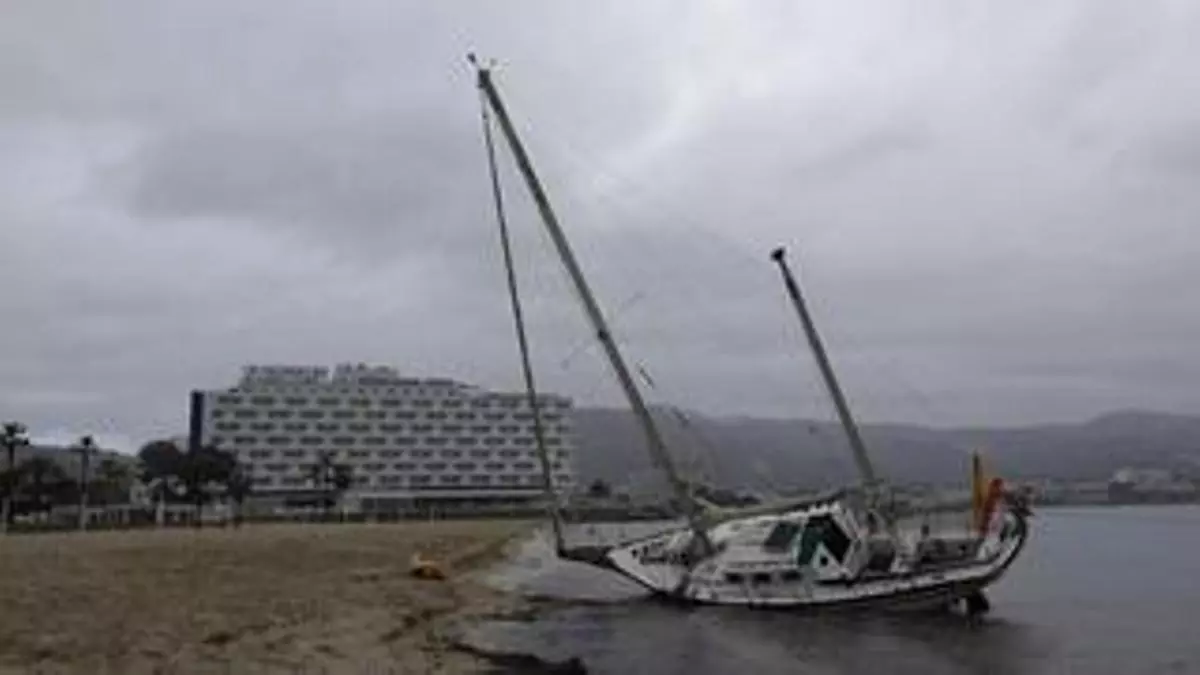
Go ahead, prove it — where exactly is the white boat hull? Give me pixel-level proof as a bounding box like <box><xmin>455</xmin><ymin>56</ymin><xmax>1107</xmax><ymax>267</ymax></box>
<box><xmin>581</xmin><ymin>496</ymin><xmax>1029</xmax><ymax>611</ymax></box>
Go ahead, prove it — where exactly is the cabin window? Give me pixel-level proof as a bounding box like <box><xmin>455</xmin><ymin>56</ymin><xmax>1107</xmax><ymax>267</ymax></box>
<box><xmin>796</xmin><ymin>515</ymin><xmax>852</xmax><ymax>566</ymax></box>
<box><xmin>724</xmin><ymin>573</ymin><xmax>744</xmax><ymax>585</ymax></box>
<box><xmin>750</xmin><ymin>572</ymin><xmax>772</xmax><ymax>586</ymax></box>
<box><xmin>763</xmin><ymin>521</ymin><xmax>801</xmax><ymax>552</ymax></box>
<box><xmin>780</xmin><ymin>569</ymin><xmax>801</xmax><ymax>582</ymax></box>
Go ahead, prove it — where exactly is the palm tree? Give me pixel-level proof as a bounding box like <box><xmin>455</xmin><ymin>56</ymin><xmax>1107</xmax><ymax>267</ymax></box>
<box><xmin>94</xmin><ymin>457</ymin><xmax>132</xmax><ymax>505</ymax></box>
<box><xmin>17</xmin><ymin>457</ymin><xmax>72</xmax><ymax>518</ymax></box>
<box><xmin>305</xmin><ymin>451</ymin><xmax>353</xmax><ymax>521</ymax></box>
<box><xmin>1</xmin><ymin>422</ymin><xmax>30</xmax><ymax>534</ymax></box>
<box><xmin>71</xmin><ymin>435</ymin><xmax>97</xmax><ymax>531</ymax></box>
<box><xmin>223</xmin><ymin>462</ymin><xmax>253</xmax><ymax>527</ymax></box>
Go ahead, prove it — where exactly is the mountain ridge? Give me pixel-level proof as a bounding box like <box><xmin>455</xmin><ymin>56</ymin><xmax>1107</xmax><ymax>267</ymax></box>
<box><xmin>570</xmin><ymin>407</ymin><xmax>1200</xmax><ymax>492</ymax></box>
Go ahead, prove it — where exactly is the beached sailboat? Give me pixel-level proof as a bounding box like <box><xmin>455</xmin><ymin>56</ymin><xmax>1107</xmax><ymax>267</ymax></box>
<box><xmin>470</xmin><ymin>57</ymin><xmax>1030</xmax><ymax>615</ymax></box>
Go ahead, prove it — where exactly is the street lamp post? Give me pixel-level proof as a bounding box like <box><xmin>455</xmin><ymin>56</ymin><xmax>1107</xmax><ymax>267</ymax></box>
<box><xmin>72</xmin><ymin>435</ymin><xmax>97</xmax><ymax>532</ymax></box>
<box><xmin>1</xmin><ymin>422</ymin><xmax>30</xmax><ymax>535</ymax></box>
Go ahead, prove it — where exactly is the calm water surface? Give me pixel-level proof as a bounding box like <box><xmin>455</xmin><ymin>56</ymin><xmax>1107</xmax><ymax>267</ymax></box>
<box><xmin>475</xmin><ymin>505</ymin><xmax>1200</xmax><ymax>674</ymax></box>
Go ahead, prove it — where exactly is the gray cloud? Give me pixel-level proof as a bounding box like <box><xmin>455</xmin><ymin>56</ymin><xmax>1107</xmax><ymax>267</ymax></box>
<box><xmin>3</xmin><ymin>0</ymin><xmax>1200</xmax><ymax>452</ymax></box>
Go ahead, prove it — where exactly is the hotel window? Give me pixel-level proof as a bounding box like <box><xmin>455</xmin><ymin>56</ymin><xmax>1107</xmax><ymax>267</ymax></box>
<box><xmin>439</xmin><ymin>475</ymin><xmax>463</xmax><ymax>485</ymax></box>
<box><xmin>394</xmin><ymin>437</ymin><xmax>416</xmax><ymax>446</ymax></box>
<box><xmin>426</xmin><ymin>411</ymin><xmax>447</xmax><ymax>420</ymax></box>
<box><xmin>381</xmin><ymin>399</ymin><xmax>401</xmax><ymax>407</ymax></box>
<box><xmin>250</xmin><ymin>396</ymin><xmax>276</xmax><ymax>406</ymax></box>
<box><xmin>470</xmin><ymin>475</ymin><xmax>491</xmax><ymax>485</ymax></box>
<box><xmin>485</xmin><ymin>462</ymin><xmax>504</xmax><ymax>471</ymax></box>
<box><xmin>424</xmin><ymin>462</ymin><xmax>447</xmax><ymax>471</ymax></box>
<box><xmin>317</xmin><ymin>397</ymin><xmax>340</xmax><ymax>406</ymax></box>
<box><xmin>248</xmin><ymin>449</ymin><xmax>272</xmax><ymax>459</ymax></box>
<box><xmin>394</xmin><ymin>411</ymin><xmax>417</xmax><ymax>420</ymax></box>
<box><xmin>300</xmin><ymin>436</ymin><xmax>324</xmax><ymax>446</ymax></box>
<box><xmin>215</xmin><ymin>422</ymin><xmax>241</xmax><ymax>432</ymax></box>
<box><xmin>363</xmin><ymin>437</ymin><xmax>386</xmax><ymax>446</ymax></box>
<box><xmin>364</xmin><ymin>410</ymin><xmax>386</xmax><ymax>420</ymax></box>
<box><xmin>268</xmin><ymin>410</ymin><xmax>293</xmax><ymax>419</ymax></box>
<box><xmin>454</xmin><ymin>412</ymin><xmax>475</xmax><ymax>420</ymax></box>
<box><xmin>283</xmin><ymin>423</ymin><xmax>308</xmax><ymax>433</ymax></box>
<box><xmin>331</xmin><ymin>436</ymin><xmax>355</xmax><ymax>446</ymax></box>
<box><xmin>349</xmin><ymin>450</ymin><xmax>369</xmax><ymax>459</ymax></box>
<box><xmin>217</xmin><ymin>395</ymin><xmax>243</xmax><ymax>405</ymax></box>
<box><xmin>453</xmin><ymin>462</ymin><xmax>476</xmax><ymax>472</ymax></box>
<box><xmin>285</xmin><ymin>397</ymin><xmax>309</xmax><ymax>406</ymax></box>
<box><xmin>316</xmin><ymin>423</ymin><xmax>339</xmax><ymax>433</ymax></box>
<box><xmin>282</xmin><ymin>449</ymin><xmax>305</xmax><ymax>459</ymax></box>
<box><xmin>347</xmin><ymin>423</ymin><xmax>370</xmax><ymax>433</ymax></box>
<box><xmin>234</xmin><ymin>409</ymin><xmax>259</xmax><ymax>419</ymax></box>
<box><xmin>267</xmin><ymin>436</ymin><xmax>290</xmax><ymax>446</ymax></box>
<box><xmin>349</xmin><ymin>397</ymin><xmax>371</xmax><ymax>407</ymax></box>
<box><xmin>234</xmin><ymin>436</ymin><xmax>256</xmax><ymax>445</ymax></box>
<box><xmin>439</xmin><ymin>449</ymin><xmax>462</xmax><ymax>459</ymax></box>
<box><xmin>332</xmin><ymin>410</ymin><xmax>355</xmax><ymax>419</ymax></box>
<box><xmin>470</xmin><ymin>450</ymin><xmax>489</xmax><ymax>459</ymax></box>
<box><xmin>299</xmin><ymin>410</ymin><xmax>324</xmax><ymax>419</ymax></box>
<box><xmin>394</xmin><ymin>462</ymin><xmax>417</xmax><ymax>471</ymax></box>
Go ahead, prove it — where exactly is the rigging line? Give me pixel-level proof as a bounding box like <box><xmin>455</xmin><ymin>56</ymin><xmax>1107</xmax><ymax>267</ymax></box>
<box><xmin>517</xmin><ymin>106</ymin><xmax>767</xmax><ymax>270</ymax></box>
<box><xmin>473</xmin><ymin>63</ymin><xmax>565</xmax><ymax>552</ymax></box>
<box><xmin>558</xmin><ymin>291</ymin><xmax>648</xmax><ymax>370</ymax></box>
<box><xmin>630</xmin><ymin>360</ymin><xmax>724</xmax><ymax>494</ymax></box>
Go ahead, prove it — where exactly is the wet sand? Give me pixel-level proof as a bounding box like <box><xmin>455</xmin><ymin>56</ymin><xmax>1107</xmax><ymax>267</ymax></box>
<box><xmin>0</xmin><ymin>521</ymin><xmax>534</xmax><ymax>674</ymax></box>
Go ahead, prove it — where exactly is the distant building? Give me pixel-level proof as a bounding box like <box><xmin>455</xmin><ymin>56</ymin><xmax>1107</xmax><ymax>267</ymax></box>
<box><xmin>187</xmin><ymin>364</ymin><xmax>575</xmax><ymax>513</ymax></box>
<box><xmin>1109</xmin><ymin>467</ymin><xmax>1196</xmax><ymax>503</ymax></box>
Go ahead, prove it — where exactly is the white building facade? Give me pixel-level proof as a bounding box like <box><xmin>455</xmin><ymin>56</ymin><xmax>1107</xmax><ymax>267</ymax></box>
<box><xmin>187</xmin><ymin>364</ymin><xmax>574</xmax><ymax>511</ymax></box>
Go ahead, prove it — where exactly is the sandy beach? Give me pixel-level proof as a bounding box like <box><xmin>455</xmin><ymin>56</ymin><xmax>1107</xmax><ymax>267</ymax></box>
<box><xmin>0</xmin><ymin>521</ymin><xmax>535</xmax><ymax>674</ymax></box>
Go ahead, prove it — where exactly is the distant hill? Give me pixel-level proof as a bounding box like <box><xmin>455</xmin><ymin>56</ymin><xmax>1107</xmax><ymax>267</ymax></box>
<box><xmin>570</xmin><ymin>408</ymin><xmax>1200</xmax><ymax>493</ymax></box>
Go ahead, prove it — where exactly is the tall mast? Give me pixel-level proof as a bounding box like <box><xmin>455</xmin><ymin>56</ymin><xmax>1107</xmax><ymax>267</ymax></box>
<box><xmin>473</xmin><ymin>59</ymin><xmax>711</xmax><ymax>548</ymax></box>
<box><xmin>770</xmin><ymin>247</ymin><xmax>879</xmax><ymax>488</ymax></box>
<box><xmin>474</xmin><ymin>67</ymin><xmax>566</xmax><ymax>554</ymax></box>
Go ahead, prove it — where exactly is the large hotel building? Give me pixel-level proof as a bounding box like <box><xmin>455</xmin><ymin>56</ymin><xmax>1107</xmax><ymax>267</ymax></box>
<box><xmin>187</xmin><ymin>364</ymin><xmax>575</xmax><ymax>512</ymax></box>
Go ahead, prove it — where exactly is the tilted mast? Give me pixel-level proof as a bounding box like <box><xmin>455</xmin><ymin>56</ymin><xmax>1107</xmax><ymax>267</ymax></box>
<box><xmin>473</xmin><ymin>59</ymin><xmax>566</xmax><ymax>554</ymax></box>
<box><xmin>769</xmin><ymin>247</ymin><xmax>880</xmax><ymax>489</ymax></box>
<box><xmin>472</xmin><ymin>58</ymin><xmax>712</xmax><ymax>550</ymax></box>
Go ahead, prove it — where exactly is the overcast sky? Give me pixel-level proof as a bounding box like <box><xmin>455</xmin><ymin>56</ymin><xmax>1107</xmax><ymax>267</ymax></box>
<box><xmin>3</xmin><ymin>1</ymin><xmax>1199</xmax><ymax>450</ymax></box>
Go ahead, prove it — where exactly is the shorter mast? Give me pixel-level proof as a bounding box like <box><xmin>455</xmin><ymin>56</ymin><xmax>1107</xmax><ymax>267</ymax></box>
<box><xmin>474</xmin><ymin>67</ymin><xmax>566</xmax><ymax>554</ymax></box>
<box><xmin>770</xmin><ymin>247</ymin><xmax>880</xmax><ymax>489</ymax></box>
<box><xmin>473</xmin><ymin>59</ymin><xmax>712</xmax><ymax>551</ymax></box>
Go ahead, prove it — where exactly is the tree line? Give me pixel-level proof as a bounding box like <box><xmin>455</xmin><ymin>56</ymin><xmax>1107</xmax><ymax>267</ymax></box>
<box><xmin>1</xmin><ymin>420</ymin><xmax>360</xmax><ymax>532</ymax></box>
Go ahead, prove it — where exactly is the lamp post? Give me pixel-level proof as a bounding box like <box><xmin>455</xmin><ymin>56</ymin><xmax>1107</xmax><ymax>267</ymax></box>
<box><xmin>72</xmin><ymin>435</ymin><xmax>97</xmax><ymax>531</ymax></box>
<box><xmin>1</xmin><ymin>422</ymin><xmax>30</xmax><ymax>534</ymax></box>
